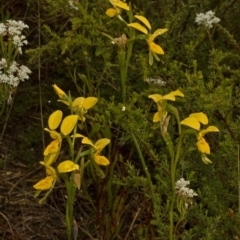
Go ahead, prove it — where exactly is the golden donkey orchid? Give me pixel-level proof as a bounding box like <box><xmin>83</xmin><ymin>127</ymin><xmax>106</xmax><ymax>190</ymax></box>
<box><xmin>82</xmin><ymin>137</ymin><xmax>111</xmax><ymax>166</ymax></box>
<box><xmin>149</xmin><ymin>90</ymin><xmax>184</xmax><ymax>122</ymax></box>
<box><xmin>181</xmin><ymin>112</ymin><xmax>219</xmax><ymax>164</ymax></box>
<box><xmin>106</xmin><ymin>0</ymin><xmax>130</xmax><ymax>18</ymax></box>
<box><xmin>128</xmin><ymin>15</ymin><xmax>168</xmax><ymax>65</ymax></box>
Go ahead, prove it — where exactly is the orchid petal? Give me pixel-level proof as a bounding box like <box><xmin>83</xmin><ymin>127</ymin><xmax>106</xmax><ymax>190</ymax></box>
<box><xmin>48</xmin><ymin>110</ymin><xmax>63</xmax><ymax>130</ymax></box>
<box><xmin>95</xmin><ymin>138</ymin><xmax>110</xmax><ymax>151</ymax></box>
<box><xmin>149</xmin><ymin>42</ymin><xmax>164</xmax><ymax>54</ymax></box>
<box><xmin>134</xmin><ymin>15</ymin><xmax>151</xmax><ymax>30</ymax></box>
<box><xmin>94</xmin><ymin>155</ymin><xmax>110</xmax><ymax>166</ymax></box>
<box><xmin>83</xmin><ymin>97</ymin><xmax>98</xmax><ymax>110</ymax></box>
<box><xmin>181</xmin><ymin>117</ymin><xmax>201</xmax><ymax>130</ymax></box>
<box><xmin>128</xmin><ymin>23</ymin><xmax>148</xmax><ymax>34</ymax></box>
<box><xmin>33</xmin><ymin>176</ymin><xmax>55</xmax><ymax>190</ymax></box>
<box><xmin>60</xmin><ymin>115</ymin><xmax>78</xmax><ymax>135</ymax></box>
<box><xmin>57</xmin><ymin>160</ymin><xmax>79</xmax><ymax>173</ymax></box>
<box><xmin>106</xmin><ymin>8</ymin><xmax>117</xmax><ymax>17</ymax></box>
<box><xmin>189</xmin><ymin>112</ymin><xmax>208</xmax><ymax>125</ymax></box>
<box><xmin>196</xmin><ymin>138</ymin><xmax>210</xmax><ymax>154</ymax></box>
<box><xmin>82</xmin><ymin>137</ymin><xmax>95</xmax><ymax>148</ymax></box>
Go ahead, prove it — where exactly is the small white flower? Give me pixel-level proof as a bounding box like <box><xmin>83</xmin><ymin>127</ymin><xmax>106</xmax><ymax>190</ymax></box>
<box><xmin>13</xmin><ymin>35</ymin><xmax>28</xmax><ymax>54</ymax></box>
<box><xmin>6</xmin><ymin>20</ymin><xmax>29</xmax><ymax>36</ymax></box>
<box><xmin>195</xmin><ymin>10</ymin><xmax>220</xmax><ymax>29</ymax></box>
<box><xmin>145</xmin><ymin>77</ymin><xmax>166</xmax><ymax>86</ymax></box>
<box><xmin>175</xmin><ymin>178</ymin><xmax>197</xmax><ymax>199</ymax></box>
<box><xmin>0</xmin><ymin>58</ymin><xmax>7</xmax><ymax>68</ymax></box>
<box><xmin>0</xmin><ymin>59</ymin><xmax>31</xmax><ymax>87</ymax></box>
<box><xmin>0</xmin><ymin>23</ymin><xmax>7</xmax><ymax>35</ymax></box>
<box><xmin>122</xmin><ymin>106</ymin><xmax>126</xmax><ymax>111</ymax></box>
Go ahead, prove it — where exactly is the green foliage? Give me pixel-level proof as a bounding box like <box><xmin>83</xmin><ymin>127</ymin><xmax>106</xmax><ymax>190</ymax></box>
<box><xmin>2</xmin><ymin>0</ymin><xmax>240</xmax><ymax>239</ymax></box>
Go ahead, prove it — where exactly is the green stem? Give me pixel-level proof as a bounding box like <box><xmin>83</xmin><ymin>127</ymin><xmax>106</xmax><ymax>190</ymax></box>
<box><xmin>65</xmin><ymin>181</ymin><xmax>72</xmax><ymax>240</ymax></box>
<box><xmin>130</xmin><ymin>132</ymin><xmax>154</xmax><ymax>197</ymax></box>
<box><xmin>118</xmin><ymin>49</ymin><xmax>126</xmax><ymax>104</ymax></box>
<box><xmin>169</xmin><ymin>133</ymin><xmax>184</xmax><ymax>240</ymax></box>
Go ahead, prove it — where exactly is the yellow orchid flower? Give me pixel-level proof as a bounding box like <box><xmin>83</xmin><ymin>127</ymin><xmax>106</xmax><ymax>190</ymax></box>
<box><xmin>128</xmin><ymin>15</ymin><xmax>168</xmax><ymax>65</ymax></box>
<box><xmin>82</xmin><ymin>137</ymin><xmax>110</xmax><ymax>165</ymax></box>
<box><xmin>44</xmin><ymin>110</ymin><xmax>62</xmax><ymax>140</ymax></box>
<box><xmin>149</xmin><ymin>90</ymin><xmax>184</xmax><ymax>103</ymax></box>
<box><xmin>72</xmin><ymin>97</ymin><xmax>98</xmax><ymax>122</ymax></box>
<box><xmin>106</xmin><ymin>0</ymin><xmax>130</xmax><ymax>18</ymax></box>
<box><xmin>149</xmin><ymin>90</ymin><xmax>184</xmax><ymax>122</ymax></box>
<box><xmin>181</xmin><ymin>112</ymin><xmax>219</xmax><ymax>155</ymax></box>
<box><xmin>33</xmin><ymin>164</ymin><xmax>57</xmax><ymax>191</ymax></box>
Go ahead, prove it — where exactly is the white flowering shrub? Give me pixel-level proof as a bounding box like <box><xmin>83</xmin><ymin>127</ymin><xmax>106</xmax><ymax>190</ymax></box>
<box><xmin>0</xmin><ymin>20</ymin><xmax>31</xmax><ymax>107</ymax></box>
<box><xmin>0</xmin><ymin>58</ymin><xmax>31</xmax><ymax>87</ymax></box>
<box><xmin>195</xmin><ymin>10</ymin><xmax>220</xmax><ymax>29</ymax></box>
<box><xmin>175</xmin><ymin>178</ymin><xmax>198</xmax><ymax>209</ymax></box>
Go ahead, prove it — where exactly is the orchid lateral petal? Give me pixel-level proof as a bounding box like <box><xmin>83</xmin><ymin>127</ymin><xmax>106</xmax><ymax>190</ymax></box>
<box><xmin>198</xmin><ymin>125</ymin><xmax>219</xmax><ymax>139</ymax></box>
<box><xmin>109</xmin><ymin>0</ymin><xmax>129</xmax><ymax>10</ymax></box>
<box><xmin>149</xmin><ymin>51</ymin><xmax>153</xmax><ymax>65</ymax></box>
<box><xmin>48</xmin><ymin>110</ymin><xmax>63</xmax><ymax>130</ymax></box>
<box><xmin>57</xmin><ymin>160</ymin><xmax>79</xmax><ymax>173</ymax></box>
<box><xmin>44</xmin><ymin>140</ymin><xmax>60</xmax><ymax>156</ymax></box>
<box><xmin>196</xmin><ymin>138</ymin><xmax>210</xmax><ymax>154</ymax></box>
<box><xmin>95</xmin><ymin>138</ymin><xmax>110</xmax><ymax>151</ymax></box>
<box><xmin>152</xmin><ymin>52</ymin><xmax>160</xmax><ymax>62</ymax></box>
<box><xmin>149</xmin><ymin>42</ymin><xmax>164</xmax><ymax>54</ymax></box>
<box><xmin>83</xmin><ymin>97</ymin><xmax>98</xmax><ymax>110</ymax></box>
<box><xmin>60</xmin><ymin>115</ymin><xmax>78</xmax><ymax>135</ymax></box>
<box><xmin>134</xmin><ymin>15</ymin><xmax>151</xmax><ymax>30</ymax></box>
<box><xmin>153</xmin><ymin>112</ymin><xmax>161</xmax><ymax>122</ymax></box>
<box><xmin>162</xmin><ymin>93</ymin><xmax>176</xmax><ymax>101</ymax></box>
<box><xmin>128</xmin><ymin>23</ymin><xmax>148</xmax><ymax>35</ymax></box>
<box><xmin>33</xmin><ymin>176</ymin><xmax>55</xmax><ymax>190</ymax></box>
<box><xmin>71</xmin><ymin>133</ymin><xmax>85</xmax><ymax>138</ymax></box>
<box><xmin>152</xmin><ymin>28</ymin><xmax>168</xmax><ymax>40</ymax></box>
<box><xmin>52</xmin><ymin>84</ymin><xmax>68</xmax><ymax>100</ymax></box>
<box><xmin>94</xmin><ymin>155</ymin><xmax>110</xmax><ymax>166</ymax></box>
<box><xmin>189</xmin><ymin>112</ymin><xmax>208</xmax><ymax>125</ymax></box>
<box><xmin>181</xmin><ymin>117</ymin><xmax>200</xmax><ymax>130</ymax></box>
<box><xmin>45</xmin><ymin>165</ymin><xmax>57</xmax><ymax>178</ymax></box>
<box><xmin>115</xmin><ymin>1</ymin><xmax>129</xmax><ymax>11</ymax></box>
<box><xmin>171</xmin><ymin>90</ymin><xmax>184</xmax><ymax>97</ymax></box>
<box><xmin>204</xmin><ymin>125</ymin><xmax>219</xmax><ymax>132</ymax></box>
<box><xmin>148</xmin><ymin>94</ymin><xmax>163</xmax><ymax>102</ymax></box>
<box><xmin>44</xmin><ymin>129</ymin><xmax>61</xmax><ymax>140</ymax></box>
<box><xmin>58</xmin><ymin>100</ymin><xmax>70</xmax><ymax>106</ymax></box>
<box><xmin>201</xmin><ymin>154</ymin><xmax>212</xmax><ymax>164</ymax></box>
<box><xmin>106</xmin><ymin>8</ymin><xmax>117</xmax><ymax>17</ymax></box>
<box><xmin>44</xmin><ymin>152</ymin><xmax>58</xmax><ymax>166</ymax></box>
<box><xmin>82</xmin><ymin>137</ymin><xmax>95</xmax><ymax>148</ymax></box>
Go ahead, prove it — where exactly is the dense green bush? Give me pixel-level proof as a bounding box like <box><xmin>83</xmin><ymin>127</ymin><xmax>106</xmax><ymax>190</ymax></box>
<box><xmin>1</xmin><ymin>0</ymin><xmax>240</xmax><ymax>239</ymax></box>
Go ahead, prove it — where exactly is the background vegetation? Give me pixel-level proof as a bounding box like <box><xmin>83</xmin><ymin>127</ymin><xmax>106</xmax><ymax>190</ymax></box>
<box><xmin>1</xmin><ymin>0</ymin><xmax>240</xmax><ymax>239</ymax></box>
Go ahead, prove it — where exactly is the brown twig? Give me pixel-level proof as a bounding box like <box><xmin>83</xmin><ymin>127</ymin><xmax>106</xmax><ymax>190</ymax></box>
<box><xmin>124</xmin><ymin>208</ymin><xmax>141</xmax><ymax>240</ymax></box>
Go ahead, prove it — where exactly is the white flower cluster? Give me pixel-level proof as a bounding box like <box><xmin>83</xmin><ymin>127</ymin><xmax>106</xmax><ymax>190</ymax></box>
<box><xmin>145</xmin><ymin>77</ymin><xmax>166</xmax><ymax>86</ymax></box>
<box><xmin>0</xmin><ymin>20</ymin><xmax>29</xmax><ymax>54</ymax></box>
<box><xmin>0</xmin><ymin>58</ymin><xmax>31</xmax><ymax>87</ymax></box>
<box><xmin>175</xmin><ymin>178</ymin><xmax>198</xmax><ymax>198</ymax></box>
<box><xmin>195</xmin><ymin>10</ymin><xmax>220</xmax><ymax>29</ymax></box>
